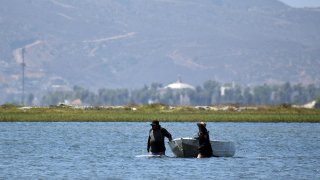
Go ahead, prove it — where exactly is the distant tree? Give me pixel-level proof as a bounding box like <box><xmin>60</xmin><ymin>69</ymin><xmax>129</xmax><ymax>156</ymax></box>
<box><xmin>253</xmin><ymin>84</ymin><xmax>272</xmax><ymax>105</ymax></box>
<box><xmin>26</xmin><ymin>93</ymin><xmax>34</xmax><ymax>106</ymax></box>
<box><xmin>130</xmin><ymin>85</ymin><xmax>151</xmax><ymax>104</ymax></box>
<box><xmin>38</xmin><ymin>81</ymin><xmax>320</xmax><ymax>106</ymax></box>
<box><xmin>150</xmin><ymin>82</ymin><xmax>163</xmax><ymax>90</ymax></box>
<box><xmin>160</xmin><ymin>88</ymin><xmax>181</xmax><ymax>105</ymax></box>
<box><xmin>315</xmin><ymin>97</ymin><xmax>320</xmax><ymax>109</ymax></box>
<box><xmin>203</xmin><ymin>80</ymin><xmax>220</xmax><ymax>105</ymax></box>
<box><xmin>160</xmin><ymin>88</ymin><xmax>173</xmax><ymax>105</ymax></box>
<box><xmin>203</xmin><ymin>80</ymin><xmax>219</xmax><ymax>94</ymax></box>
<box><xmin>291</xmin><ymin>84</ymin><xmax>307</xmax><ymax>104</ymax></box>
<box><xmin>233</xmin><ymin>85</ymin><xmax>244</xmax><ymax>104</ymax></box>
<box><xmin>41</xmin><ymin>92</ymin><xmax>62</xmax><ymax>105</ymax></box>
<box><xmin>274</xmin><ymin>82</ymin><xmax>292</xmax><ymax>104</ymax></box>
<box><xmin>98</xmin><ymin>88</ymin><xmax>129</xmax><ymax>105</ymax></box>
<box><xmin>73</xmin><ymin>85</ymin><xmax>90</xmax><ymax>103</ymax></box>
<box><xmin>307</xmin><ymin>84</ymin><xmax>317</xmax><ymax>100</ymax></box>
<box><xmin>191</xmin><ymin>86</ymin><xmax>206</xmax><ymax>105</ymax></box>
<box><xmin>243</xmin><ymin>87</ymin><xmax>253</xmax><ymax>105</ymax></box>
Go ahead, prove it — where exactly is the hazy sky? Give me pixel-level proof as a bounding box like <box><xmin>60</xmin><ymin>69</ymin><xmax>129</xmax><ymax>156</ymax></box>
<box><xmin>279</xmin><ymin>0</ymin><xmax>320</xmax><ymax>7</ymax></box>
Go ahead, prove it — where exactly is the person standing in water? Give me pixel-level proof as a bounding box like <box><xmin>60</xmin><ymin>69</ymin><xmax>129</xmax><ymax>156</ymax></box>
<box><xmin>196</xmin><ymin>122</ymin><xmax>213</xmax><ymax>158</ymax></box>
<box><xmin>147</xmin><ymin>120</ymin><xmax>172</xmax><ymax>155</ymax></box>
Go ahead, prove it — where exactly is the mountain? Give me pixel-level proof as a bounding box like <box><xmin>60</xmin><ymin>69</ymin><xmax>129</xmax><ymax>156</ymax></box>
<box><xmin>1</xmin><ymin>0</ymin><xmax>320</xmax><ymax>102</ymax></box>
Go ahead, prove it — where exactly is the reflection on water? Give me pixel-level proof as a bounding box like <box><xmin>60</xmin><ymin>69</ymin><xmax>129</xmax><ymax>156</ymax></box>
<box><xmin>0</xmin><ymin>122</ymin><xmax>319</xmax><ymax>179</ymax></box>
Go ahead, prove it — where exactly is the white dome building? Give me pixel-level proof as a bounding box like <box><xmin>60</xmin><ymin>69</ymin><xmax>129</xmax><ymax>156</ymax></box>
<box><xmin>162</xmin><ymin>77</ymin><xmax>195</xmax><ymax>105</ymax></box>
<box><xmin>164</xmin><ymin>78</ymin><xmax>195</xmax><ymax>90</ymax></box>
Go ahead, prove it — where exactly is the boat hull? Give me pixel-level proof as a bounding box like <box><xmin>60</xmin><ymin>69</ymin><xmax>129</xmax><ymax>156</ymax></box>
<box><xmin>168</xmin><ymin>138</ymin><xmax>236</xmax><ymax>158</ymax></box>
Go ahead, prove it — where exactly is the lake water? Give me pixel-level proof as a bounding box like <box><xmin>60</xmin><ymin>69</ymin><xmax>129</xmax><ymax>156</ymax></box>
<box><xmin>0</xmin><ymin>122</ymin><xmax>319</xmax><ymax>179</ymax></box>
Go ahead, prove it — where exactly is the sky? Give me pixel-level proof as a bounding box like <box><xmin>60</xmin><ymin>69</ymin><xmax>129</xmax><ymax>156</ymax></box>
<box><xmin>279</xmin><ymin>0</ymin><xmax>320</xmax><ymax>7</ymax></box>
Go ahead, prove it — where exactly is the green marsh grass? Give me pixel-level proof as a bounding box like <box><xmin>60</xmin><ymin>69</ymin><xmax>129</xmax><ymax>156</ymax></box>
<box><xmin>0</xmin><ymin>104</ymin><xmax>319</xmax><ymax>122</ymax></box>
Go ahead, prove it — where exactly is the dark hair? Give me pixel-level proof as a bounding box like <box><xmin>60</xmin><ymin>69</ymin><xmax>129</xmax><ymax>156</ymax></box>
<box><xmin>197</xmin><ymin>123</ymin><xmax>208</xmax><ymax>133</ymax></box>
<box><xmin>150</xmin><ymin>120</ymin><xmax>160</xmax><ymax>126</ymax></box>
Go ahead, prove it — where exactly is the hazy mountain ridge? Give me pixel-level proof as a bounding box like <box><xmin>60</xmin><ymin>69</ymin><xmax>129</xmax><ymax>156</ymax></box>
<box><xmin>0</xmin><ymin>0</ymin><xmax>320</xmax><ymax>102</ymax></box>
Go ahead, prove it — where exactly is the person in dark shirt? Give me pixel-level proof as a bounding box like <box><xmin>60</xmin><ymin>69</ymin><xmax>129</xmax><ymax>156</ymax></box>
<box><xmin>196</xmin><ymin>122</ymin><xmax>213</xmax><ymax>158</ymax></box>
<box><xmin>147</xmin><ymin>120</ymin><xmax>172</xmax><ymax>155</ymax></box>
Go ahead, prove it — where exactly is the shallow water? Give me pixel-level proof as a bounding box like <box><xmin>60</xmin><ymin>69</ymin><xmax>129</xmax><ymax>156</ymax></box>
<box><xmin>0</xmin><ymin>122</ymin><xmax>319</xmax><ymax>179</ymax></box>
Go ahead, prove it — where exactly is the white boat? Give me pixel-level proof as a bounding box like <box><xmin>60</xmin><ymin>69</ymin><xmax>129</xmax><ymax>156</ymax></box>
<box><xmin>168</xmin><ymin>137</ymin><xmax>236</xmax><ymax>158</ymax></box>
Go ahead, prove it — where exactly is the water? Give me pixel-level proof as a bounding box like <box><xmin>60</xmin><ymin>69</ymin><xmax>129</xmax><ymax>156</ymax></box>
<box><xmin>0</xmin><ymin>122</ymin><xmax>319</xmax><ymax>179</ymax></box>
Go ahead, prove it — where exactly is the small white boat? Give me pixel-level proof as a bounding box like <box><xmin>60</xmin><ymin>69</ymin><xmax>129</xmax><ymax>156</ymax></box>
<box><xmin>168</xmin><ymin>137</ymin><xmax>236</xmax><ymax>158</ymax></box>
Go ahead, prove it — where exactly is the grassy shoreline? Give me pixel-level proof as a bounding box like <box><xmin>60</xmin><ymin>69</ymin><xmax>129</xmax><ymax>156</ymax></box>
<box><xmin>1</xmin><ymin>104</ymin><xmax>320</xmax><ymax>122</ymax></box>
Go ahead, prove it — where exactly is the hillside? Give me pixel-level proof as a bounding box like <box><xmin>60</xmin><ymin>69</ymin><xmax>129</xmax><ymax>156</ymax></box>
<box><xmin>1</xmin><ymin>0</ymin><xmax>320</xmax><ymax>103</ymax></box>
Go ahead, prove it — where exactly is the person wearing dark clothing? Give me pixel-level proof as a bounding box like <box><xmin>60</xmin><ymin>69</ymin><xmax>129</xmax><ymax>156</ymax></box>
<box><xmin>147</xmin><ymin>120</ymin><xmax>173</xmax><ymax>155</ymax></box>
<box><xmin>196</xmin><ymin>122</ymin><xmax>213</xmax><ymax>158</ymax></box>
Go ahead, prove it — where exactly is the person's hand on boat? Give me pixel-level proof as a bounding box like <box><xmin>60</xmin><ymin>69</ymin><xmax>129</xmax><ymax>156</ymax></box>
<box><xmin>193</xmin><ymin>133</ymin><xmax>199</xmax><ymax>139</ymax></box>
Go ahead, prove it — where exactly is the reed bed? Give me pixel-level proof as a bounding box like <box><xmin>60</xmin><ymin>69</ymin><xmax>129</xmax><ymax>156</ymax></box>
<box><xmin>1</xmin><ymin>104</ymin><xmax>319</xmax><ymax>122</ymax></box>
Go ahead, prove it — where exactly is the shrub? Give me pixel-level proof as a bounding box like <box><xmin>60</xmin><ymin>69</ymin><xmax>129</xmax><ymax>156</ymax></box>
<box><xmin>0</xmin><ymin>103</ymin><xmax>19</xmax><ymax>109</ymax></box>
<box><xmin>315</xmin><ymin>98</ymin><xmax>320</xmax><ymax>109</ymax></box>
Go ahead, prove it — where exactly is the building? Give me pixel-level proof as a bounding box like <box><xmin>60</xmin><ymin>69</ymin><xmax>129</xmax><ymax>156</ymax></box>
<box><xmin>162</xmin><ymin>77</ymin><xmax>195</xmax><ymax>105</ymax></box>
<box><xmin>164</xmin><ymin>77</ymin><xmax>195</xmax><ymax>90</ymax></box>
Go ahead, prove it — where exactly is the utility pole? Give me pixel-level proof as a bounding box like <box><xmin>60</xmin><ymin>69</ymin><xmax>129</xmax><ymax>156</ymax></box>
<box><xmin>21</xmin><ymin>48</ymin><xmax>26</xmax><ymax>106</ymax></box>
<box><xmin>19</xmin><ymin>41</ymin><xmax>42</xmax><ymax>106</ymax></box>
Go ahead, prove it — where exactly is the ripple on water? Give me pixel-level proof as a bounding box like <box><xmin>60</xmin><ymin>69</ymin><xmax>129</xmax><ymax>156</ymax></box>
<box><xmin>0</xmin><ymin>122</ymin><xmax>319</xmax><ymax>179</ymax></box>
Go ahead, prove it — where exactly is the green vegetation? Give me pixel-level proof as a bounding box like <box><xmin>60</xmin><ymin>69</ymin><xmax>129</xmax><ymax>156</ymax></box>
<box><xmin>1</xmin><ymin>104</ymin><xmax>319</xmax><ymax>123</ymax></box>
<box><xmin>316</xmin><ymin>98</ymin><xmax>320</xmax><ymax>109</ymax></box>
<box><xmin>11</xmin><ymin>81</ymin><xmax>320</xmax><ymax>107</ymax></box>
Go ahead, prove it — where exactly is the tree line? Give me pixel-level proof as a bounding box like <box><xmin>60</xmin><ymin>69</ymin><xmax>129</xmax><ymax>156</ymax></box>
<box><xmin>39</xmin><ymin>81</ymin><xmax>320</xmax><ymax>106</ymax></box>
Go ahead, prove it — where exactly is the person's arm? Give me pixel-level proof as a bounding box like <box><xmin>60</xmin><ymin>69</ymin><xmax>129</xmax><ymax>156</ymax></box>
<box><xmin>194</xmin><ymin>132</ymin><xmax>200</xmax><ymax>139</ymax></box>
<box><xmin>147</xmin><ymin>130</ymin><xmax>151</xmax><ymax>152</ymax></box>
<box><xmin>147</xmin><ymin>136</ymin><xmax>150</xmax><ymax>152</ymax></box>
<box><xmin>161</xmin><ymin>128</ymin><xmax>172</xmax><ymax>141</ymax></box>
